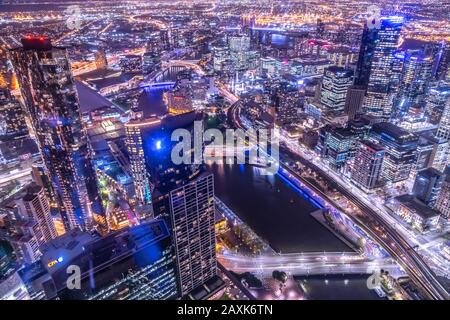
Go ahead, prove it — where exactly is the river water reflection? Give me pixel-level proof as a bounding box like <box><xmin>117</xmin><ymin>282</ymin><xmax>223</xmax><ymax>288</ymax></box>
<box><xmin>208</xmin><ymin>163</ymin><xmax>350</xmax><ymax>253</ymax></box>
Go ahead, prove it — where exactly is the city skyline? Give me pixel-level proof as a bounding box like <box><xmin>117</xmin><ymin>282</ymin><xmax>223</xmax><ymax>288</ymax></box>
<box><xmin>0</xmin><ymin>0</ymin><xmax>449</xmax><ymax>305</ymax></box>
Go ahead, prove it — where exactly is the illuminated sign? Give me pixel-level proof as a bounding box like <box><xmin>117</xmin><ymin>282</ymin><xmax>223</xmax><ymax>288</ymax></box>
<box><xmin>47</xmin><ymin>256</ymin><xmax>64</xmax><ymax>268</ymax></box>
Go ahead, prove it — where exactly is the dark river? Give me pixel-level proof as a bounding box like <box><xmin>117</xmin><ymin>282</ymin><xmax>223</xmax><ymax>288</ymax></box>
<box><xmin>208</xmin><ymin>163</ymin><xmax>350</xmax><ymax>253</ymax></box>
<box><xmin>208</xmin><ymin>163</ymin><xmax>384</xmax><ymax>299</ymax></box>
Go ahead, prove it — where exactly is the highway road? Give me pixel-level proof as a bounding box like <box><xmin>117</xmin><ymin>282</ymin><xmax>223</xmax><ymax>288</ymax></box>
<box><xmin>218</xmin><ymin>252</ymin><xmax>400</xmax><ymax>277</ymax></box>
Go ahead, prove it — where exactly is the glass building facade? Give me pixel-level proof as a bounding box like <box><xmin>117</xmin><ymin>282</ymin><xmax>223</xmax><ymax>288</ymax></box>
<box><xmin>371</xmin><ymin>122</ymin><xmax>419</xmax><ymax>183</ymax></box>
<box><xmin>355</xmin><ymin>17</ymin><xmax>403</xmax><ymax>120</ymax></box>
<box><xmin>10</xmin><ymin>37</ymin><xmax>104</xmax><ymax>231</ymax></box>
<box><xmin>125</xmin><ymin>110</ymin><xmax>217</xmax><ymax>297</ymax></box>
<box><xmin>42</xmin><ymin>219</ymin><xmax>179</xmax><ymax>300</ymax></box>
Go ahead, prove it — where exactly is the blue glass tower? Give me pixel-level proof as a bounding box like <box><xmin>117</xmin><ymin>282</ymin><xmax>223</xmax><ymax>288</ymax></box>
<box><xmin>10</xmin><ymin>37</ymin><xmax>104</xmax><ymax>231</ymax></box>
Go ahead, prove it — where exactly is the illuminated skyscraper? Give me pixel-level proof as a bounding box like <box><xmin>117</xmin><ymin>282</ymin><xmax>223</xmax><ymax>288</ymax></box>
<box><xmin>355</xmin><ymin>17</ymin><xmax>403</xmax><ymax>120</ymax></box>
<box><xmin>274</xmin><ymin>89</ymin><xmax>302</xmax><ymax>125</ymax></box>
<box><xmin>168</xmin><ymin>173</ymin><xmax>216</xmax><ymax>297</ymax></box>
<box><xmin>37</xmin><ymin>219</ymin><xmax>179</xmax><ymax>300</ymax></box>
<box><xmin>321</xmin><ymin>127</ymin><xmax>356</xmax><ymax>171</ymax></box>
<box><xmin>437</xmin><ymin>99</ymin><xmax>450</xmax><ymax>140</ymax></box>
<box><xmin>344</xmin><ymin>85</ymin><xmax>366</xmax><ymax>120</ymax></box>
<box><xmin>351</xmin><ymin>140</ymin><xmax>385</xmax><ymax>190</ymax></box>
<box><xmin>436</xmin><ymin>174</ymin><xmax>450</xmax><ymax>218</ymax></box>
<box><xmin>397</xmin><ymin>52</ymin><xmax>434</xmax><ymax>113</ymax></box>
<box><xmin>371</xmin><ymin>122</ymin><xmax>419</xmax><ymax>183</ymax></box>
<box><xmin>228</xmin><ymin>35</ymin><xmax>251</xmax><ymax>53</ymax></box>
<box><xmin>0</xmin><ymin>88</ymin><xmax>28</xmax><ymax>141</ymax></box>
<box><xmin>412</xmin><ymin>168</ymin><xmax>445</xmax><ymax>208</ymax></box>
<box><xmin>15</xmin><ymin>183</ymin><xmax>57</xmax><ymax>245</ymax></box>
<box><xmin>436</xmin><ymin>41</ymin><xmax>450</xmax><ymax>81</ymax></box>
<box><xmin>125</xmin><ymin>111</ymin><xmax>203</xmax><ymax>209</ymax></box>
<box><xmin>424</xmin><ymin>83</ymin><xmax>450</xmax><ymax>124</ymax></box>
<box><xmin>160</xmin><ymin>29</ymin><xmax>171</xmax><ymax>51</ymax></box>
<box><xmin>125</xmin><ymin>118</ymin><xmax>160</xmax><ymax>206</ymax></box>
<box><xmin>125</xmin><ymin>110</ymin><xmax>218</xmax><ymax>296</ymax></box>
<box><xmin>320</xmin><ymin>66</ymin><xmax>353</xmax><ymax>111</ymax></box>
<box><xmin>10</xmin><ymin>37</ymin><xmax>104</xmax><ymax>231</ymax></box>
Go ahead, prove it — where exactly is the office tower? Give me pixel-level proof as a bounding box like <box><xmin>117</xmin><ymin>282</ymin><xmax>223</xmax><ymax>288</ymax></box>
<box><xmin>316</xmin><ymin>18</ymin><xmax>325</xmax><ymax>39</ymax></box>
<box><xmin>125</xmin><ymin>117</ymin><xmax>159</xmax><ymax>206</ymax></box>
<box><xmin>397</xmin><ymin>52</ymin><xmax>434</xmax><ymax>113</ymax></box>
<box><xmin>413</xmin><ymin>138</ymin><xmax>434</xmax><ymax>176</ymax></box>
<box><xmin>354</xmin><ymin>17</ymin><xmax>403</xmax><ymax>86</ymax></box>
<box><xmin>344</xmin><ymin>85</ymin><xmax>366</xmax><ymax>120</ymax></box>
<box><xmin>160</xmin><ymin>29</ymin><xmax>171</xmax><ymax>50</ymax></box>
<box><xmin>351</xmin><ymin>140</ymin><xmax>385</xmax><ymax>190</ymax></box>
<box><xmin>15</xmin><ymin>183</ymin><xmax>57</xmax><ymax>245</ymax></box>
<box><xmin>437</xmin><ymin>99</ymin><xmax>450</xmax><ymax>140</ymax></box>
<box><xmin>390</xmin><ymin>51</ymin><xmax>406</xmax><ymax>100</ymax></box>
<box><xmin>436</xmin><ymin>41</ymin><xmax>450</xmax><ymax>81</ymax></box>
<box><xmin>260</xmin><ymin>57</ymin><xmax>278</xmax><ymax>78</ymax></box>
<box><xmin>425</xmin><ymin>83</ymin><xmax>450</xmax><ymax>124</ymax></box>
<box><xmin>371</xmin><ymin>122</ymin><xmax>419</xmax><ymax>183</ymax></box>
<box><xmin>428</xmin><ymin>135</ymin><xmax>450</xmax><ymax>172</ymax></box>
<box><xmin>412</xmin><ymin>168</ymin><xmax>445</xmax><ymax>208</ymax></box>
<box><xmin>126</xmin><ymin>112</ymin><xmax>203</xmax><ymax>208</ymax></box>
<box><xmin>213</xmin><ymin>46</ymin><xmax>229</xmax><ymax>73</ymax></box>
<box><xmin>436</xmin><ymin>174</ymin><xmax>450</xmax><ymax>218</ymax></box>
<box><xmin>320</xmin><ymin>66</ymin><xmax>353</xmax><ymax>111</ymax></box>
<box><xmin>0</xmin><ymin>270</ymin><xmax>32</xmax><ymax>300</ymax></box>
<box><xmin>143</xmin><ymin>112</ymin><xmax>202</xmax><ymax>196</ymax></box>
<box><xmin>228</xmin><ymin>35</ymin><xmax>251</xmax><ymax>53</ymax></box>
<box><xmin>245</xmin><ymin>50</ymin><xmax>261</xmax><ymax>70</ymax></box>
<box><xmin>0</xmin><ymin>88</ymin><xmax>28</xmax><ymax>141</ymax></box>
<box><xmin>10</xmin><ymin>37</ymin><xmax>104</xmax><ymax>231</ymax></box>
<box><xmin>127</xmin><ymin>110</ymin><xmax>218</xmax><ymax>297</ymax></box>
<box><xmin>227</xmin><ymin>35</ymin><xmax>252</xmax><ymax>72</ymax></box>
<box><xmin>11</xmin><ymin>235</ymin><xmax>42</xmax><ymax>265</ymax></box>
<box><xmin>142</xmin><ymin>51</ymin><xmax>160</xmax><ymax>75</ymax></box>
<box><xmin>354</xmin><ymin>20</ymin><xmax>377</xmax><ymax>87</ymax></box>
<box><xmin>355</xmin><ymin>17</ymin><xmax>403</xmax><ymax>120</ymax></box>
<box><xmin>274</xmin><ymin>90</ymin><xmax>301</xmax><ymax>125</ymax></box>
<box><xmin>94</xmin><ymin>49</ymin><xmax>107</xmax><ymax>70</ymax></box>
<box><xmin>38</xmin><ymin>220</ymin><xmax>179</xmax><ymax>300</ymax></box>
<box><xmin>169</xmin><ymin>173</ymin><xmax>216</xmax><ymax>297</ymax></box>
<box><xmin>0</xmin><ymin>46</ymin><xmax>13</xmax><ymax>90</ymax></box>
<box><xmin>321</xmin><ymin>127</ymin><xmax>356</xmax><ymax>171</ymax></box>
<box><xmin>31</xmin><ymin>162</ymin><xmax>57</xmax><ymax>207</ymax></box>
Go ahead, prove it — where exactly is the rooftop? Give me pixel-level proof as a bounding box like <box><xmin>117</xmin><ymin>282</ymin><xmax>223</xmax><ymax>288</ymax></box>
<box><xmin>372</xmin><ymin>122</ymin><xmax>418</xmax><ymax>142</ymax></box>
<box><xmin>75</xmin><ymin>81</ymin><xmax>113</xmax><ymax>113</ymax></box>
<box><xmin>360</xmin><ymin>140</ymin><xmax>384</xmax><ymax>152</ymax></box>
<box><xmin>416</xmin><ymin>167</ymin><xmax>444</xmax><ymax>179</ymax></box>
<box><xmin>395</xmin><ymin>194</ymin><xmax>441</xmax><ymax>220</ymax></box>
<box><xmin>40</xmin><ymin>229</ymin><xmax>97</xmax><ymax>273</ymax></box>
